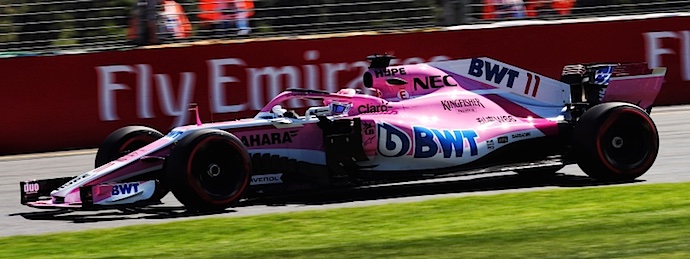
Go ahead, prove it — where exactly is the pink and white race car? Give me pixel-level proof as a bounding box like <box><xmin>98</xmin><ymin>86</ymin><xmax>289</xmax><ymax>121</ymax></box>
<box><xmin>20</xmin><ymin>55</ymin><xmax>666</xmax><ymax>211</ymax></box>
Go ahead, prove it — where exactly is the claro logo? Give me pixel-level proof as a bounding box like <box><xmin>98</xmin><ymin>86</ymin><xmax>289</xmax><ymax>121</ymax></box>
<box><xmin>358</xmin><ymin>104</ymin><xmax>392</xmax><ymax>113</ymax></box>
<box><xmin>96</xmin><ymin>51</ymin><xmax>449</xmax><ymax>127</ymax></box>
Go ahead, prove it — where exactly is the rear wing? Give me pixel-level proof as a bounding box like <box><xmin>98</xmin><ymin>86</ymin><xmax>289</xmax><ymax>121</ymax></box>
<box><xmin>561</xmin><ymin>62</ymin><xmax>666</xmax><ymax>111</ymax></box>
<box><xmin>603</xmin><ymin>66</ymin><xmax>666</xmax><ymax>110</ymax></box>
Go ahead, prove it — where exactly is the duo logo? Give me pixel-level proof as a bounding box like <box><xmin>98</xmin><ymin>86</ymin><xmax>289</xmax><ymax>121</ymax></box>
<box><xmin>378</xmin><ymin>123</ymin><xmax>479</xmax><ymax>158</ymax></box>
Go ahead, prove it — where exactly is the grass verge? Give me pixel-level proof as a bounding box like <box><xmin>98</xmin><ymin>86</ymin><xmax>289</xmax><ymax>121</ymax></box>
<box><xmin>2</xmin><ymin>182</ymin><xmax>690</xmax><ymax>258</ymax></box>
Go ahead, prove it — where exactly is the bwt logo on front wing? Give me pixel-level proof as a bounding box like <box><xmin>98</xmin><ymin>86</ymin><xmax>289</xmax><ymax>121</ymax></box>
<box><xmin>377</xmin><ymin>123</ymin><xmax>479</xmax><ymax>158</ymax></box>
<box><xmin>111</xmin><ymin>182</ymin><xmax>140</xmax><ymax>196</ymax></box>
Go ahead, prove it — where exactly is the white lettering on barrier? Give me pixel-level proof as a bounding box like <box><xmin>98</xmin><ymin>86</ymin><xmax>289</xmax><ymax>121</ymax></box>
<box><xmin>96</xmin><ymin>50</ymin><xmax>450</xmax><ymax>127</ymax></box>
<box><xmin>303</xmin><ymin>50</ymin><xmax>322</xmax><ymax>107</ymax></box>
<box><xmin>643</xmin><ymin>30</ymin><xmax>690</xmax><ymax>81</ymax></box>
<box><xmin>96</xmin><ymin>64</ymin><xmax>196</xmax><ymax>126</ymax></box>
<box><xmin>136</xmin><ymin>64</ymin><xmax>154</xmax><ymax>118</ymax></box>
<box><xmin>208</xmin><ymin>58</ymin><xmax>247</xmax><ymax>113</ymax></box>
<box><xmin>96</xmin><ymin>65</ymin><xmax>134</xmax><ymax>121</ymax></box>
<box><xmin>154</xmin><ymin>72</ymin><xmax>195</xmax><ymax>126</ymax></box>
<box><xmin>345</xmin><ymin>61</ymin><xmax>371</xmax><ymax>89</ymax></box>
<box><xmin>247</xmin><ymin>66</ymin><xmax>301</xmax><ymax>110</ymax></box>
<box><xmin>322</xmin><ymin>62</ymin><xmax>348</xmax><ymax>94</ymax></box>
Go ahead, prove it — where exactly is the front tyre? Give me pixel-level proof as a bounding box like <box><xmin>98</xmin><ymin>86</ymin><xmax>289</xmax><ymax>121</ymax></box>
<box><xmin>95</xmin><ymin>126</ymin><xmax>164</xmax><ymax>167</ymax></box>
<box><xmin>95</xmin><ymin>126</ymin><xmax>168</xmax><ymax>202</ymax></box>
<box><xmin>165</xmin><ymin>129</ymin><xmax>251</xmax><ymax>211</ymax></box>
<box><xmin>573</xmin><ymin>102</ymin><xmax>659</xmax><ymax>181</ymax></box>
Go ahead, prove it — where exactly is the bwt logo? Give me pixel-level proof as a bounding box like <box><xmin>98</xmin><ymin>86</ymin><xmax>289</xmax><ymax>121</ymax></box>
<box><xmin>378</xmin><ymin>123</ymin><xmax>410</xmax><ymax>157</ymax></box>
<box><xmin>377</xmin><ymin>123</ymin><xmax>479</xmax><ymax>158</ymax></box>
<box><xmin>111</xmin><ymin>183</ymin><xmax>140</xmax><ymax>196</ymax></box>
<box><xmin>468</xmin><ymin>58</ymin><xmax>520</xmax><ymax>88</ymax></box>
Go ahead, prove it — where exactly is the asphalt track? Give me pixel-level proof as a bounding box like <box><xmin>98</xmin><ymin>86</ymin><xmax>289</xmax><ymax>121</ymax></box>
<box><xmin>2</xmin><ymin>105</ymin><xmax>690</xmax><ymax>237</ymax></box>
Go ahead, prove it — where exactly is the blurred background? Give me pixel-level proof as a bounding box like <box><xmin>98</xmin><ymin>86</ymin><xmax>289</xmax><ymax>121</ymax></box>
<box><xmin>1</xmin><ymin>0</ymin><xmax>689</xmax><ymax>55</ymax></box>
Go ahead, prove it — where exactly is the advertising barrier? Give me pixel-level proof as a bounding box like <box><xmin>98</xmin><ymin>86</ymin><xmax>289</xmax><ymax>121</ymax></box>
<box><xmin>2</xmin><ymin>14</ymin><xmax>690</xmax><ymax>154</ymax></box>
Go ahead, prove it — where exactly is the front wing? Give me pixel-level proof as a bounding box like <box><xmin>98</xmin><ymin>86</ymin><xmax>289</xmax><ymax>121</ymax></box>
<box><xmin>21</xmin><ymin>178</ymin><xmax>158</xmax><ymax>210</ymax></box>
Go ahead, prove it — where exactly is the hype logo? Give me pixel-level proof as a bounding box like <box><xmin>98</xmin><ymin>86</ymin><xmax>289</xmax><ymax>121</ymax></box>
<box><xmin>378</xmin><ymin>123</ymin><xmax>411</xmax><ymax>157</ymax></box>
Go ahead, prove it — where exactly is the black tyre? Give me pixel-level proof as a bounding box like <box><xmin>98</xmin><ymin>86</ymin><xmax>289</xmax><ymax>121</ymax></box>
<box><xmin>573</xmin><ymin>102</ymin><xmax>659</xmax><ymax>181</ymax></box>
<box><xmin>95</xmin><ymin>126</ymin><xmax>164</xmax><ymax>167</ymax></box>
<box><xmin>95</xmin><ymin>126</ymin><xmax>168</xmax><ymax>203</ymax></box>
<box><xmin>165</xmin><ymin>129</ymin><xmax>251</xmax><ymax>211</ymax></box>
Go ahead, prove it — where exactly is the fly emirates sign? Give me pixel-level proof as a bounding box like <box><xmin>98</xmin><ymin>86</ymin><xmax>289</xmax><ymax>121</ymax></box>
<box><xmin>95</xmin><ymin>50</ymin><xmax>450</xmax><ymax>127</ymax></box>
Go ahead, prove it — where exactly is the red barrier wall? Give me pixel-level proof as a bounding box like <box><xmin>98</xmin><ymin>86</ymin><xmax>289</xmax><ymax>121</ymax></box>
<box><xmin>2</xmin><ymin>15</ymin><xmax>690</xmax><ymax>154</ymax></box>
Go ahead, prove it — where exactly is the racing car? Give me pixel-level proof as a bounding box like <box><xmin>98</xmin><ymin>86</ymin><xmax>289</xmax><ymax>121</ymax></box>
<box><xmin>20</xmin><ymin>54</ymin><xmax>666</xmax><ymax>211</ymax></box>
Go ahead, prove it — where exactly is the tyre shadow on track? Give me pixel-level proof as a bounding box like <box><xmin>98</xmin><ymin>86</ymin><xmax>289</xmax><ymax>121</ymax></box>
<box><xmin>11</xmin><ymin>207</ymin><xmax>236</xmax><ymax>223</ymax></box>
<box><xmin>243</xmin><ymin>172</ymin><xmax>642</xmax><ymax>206</ymax></box>
<box><xmin>11</xmin><ymin>172</ymin><xmax>640</xmax><ymax>223</ymax></box>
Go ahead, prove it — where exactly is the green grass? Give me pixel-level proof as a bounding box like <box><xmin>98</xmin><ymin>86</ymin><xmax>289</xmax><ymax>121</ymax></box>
<box><xmin>3</xmin><ymin>183</ymin><xmax>690</xmax><ymax>258</ymax></box>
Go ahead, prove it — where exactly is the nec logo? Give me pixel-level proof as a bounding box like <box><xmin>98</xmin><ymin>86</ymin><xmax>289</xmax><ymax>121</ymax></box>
<box><xmin>111</xmin><ymin>183</ymin><xmax>140</xmax><ymax>195</ymax></box>
<box><xmin>468</xmin><ymin>58</ymin><xmax>520</xmax><ymax>88</ymax></box>
<box><xmin>413</xmin><ymin>75</ymin><xmax>457</xmax><ymax>90</ymax></box>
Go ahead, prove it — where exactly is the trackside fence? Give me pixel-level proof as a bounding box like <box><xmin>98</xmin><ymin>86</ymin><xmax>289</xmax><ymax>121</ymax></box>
<box><xmin>1</xmin><ymin>0</ymin><xmax>689</xmax><ymax>54</ymax></box>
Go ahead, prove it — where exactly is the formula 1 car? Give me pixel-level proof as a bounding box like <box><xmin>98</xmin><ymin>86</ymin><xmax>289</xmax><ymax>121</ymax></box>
<box><xmin>20</xmin><ymin>55</ymin><xmax>666</xmax><ymax>211</ymax></box>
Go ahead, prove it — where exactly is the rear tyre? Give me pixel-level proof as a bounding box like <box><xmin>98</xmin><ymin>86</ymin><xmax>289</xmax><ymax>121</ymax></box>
<box><xmin>95</xmin><ymin>126</ymin><xmax>168</xmax><ymax>202</ymax></box>
<box><xmin>573</xmin><ymin>102</ymin><xmax>659</xmax><ymax>181</ymax></box>
<box><xmin>165</xmin><ymin>129</ymin><xmax>251</xmax><ymax>211</ymax></box>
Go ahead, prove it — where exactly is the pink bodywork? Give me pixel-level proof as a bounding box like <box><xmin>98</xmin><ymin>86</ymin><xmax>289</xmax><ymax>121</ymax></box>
<box><xmin>603</xmin><ymin>69</ymin><xmax>666</xmax><ymax>109</ymax></box>
<box><xmin>29</xmin><ymin>57</ymin><xmax>666</xmax><ymax>208</ymax></box>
